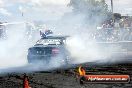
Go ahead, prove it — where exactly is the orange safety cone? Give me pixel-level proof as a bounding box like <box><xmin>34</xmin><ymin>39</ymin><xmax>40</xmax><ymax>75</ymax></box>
<box><xmin>23</xmin><ymin>74</ymin><xmax>31</xmax><ymax>88</ymax></box>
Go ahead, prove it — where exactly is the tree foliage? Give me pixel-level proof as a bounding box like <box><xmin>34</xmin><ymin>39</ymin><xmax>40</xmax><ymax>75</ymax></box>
<box><xmin>69</xmin><ymin>0</ymin><xmax>111</xmax><ymax>24</ymax></box>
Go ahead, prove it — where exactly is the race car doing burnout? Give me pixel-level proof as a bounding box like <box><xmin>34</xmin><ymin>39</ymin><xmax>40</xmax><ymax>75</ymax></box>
<box><xmin>27</xmin><ymin>30</ymin><xmax>70</xmax><ymax>66</ymax></box>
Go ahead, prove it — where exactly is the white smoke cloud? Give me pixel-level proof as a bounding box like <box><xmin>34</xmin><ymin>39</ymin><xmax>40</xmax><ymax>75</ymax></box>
<box><xmin>30</xmin><ymin>0</ymin><xmax>70</xmax><ymax>6</ymax></box>
<box><xmin>0</xmin><ymin>0</ymin><xmax>129</xmax><ymax>72</ymax></box>
<box><xmin>0</xmin><ymin>8</ymin><xmax>12</xmax><ymax>16</ymax></box>
<box><xmin>0</xmin><ymin>0</ymin><xmax>4</xmax><ymax>7</ymax></box>
<box><xmin>10</xmin><ymin>0</ymin><xmax>70</xmax><ymax>5</ymax></box>
<box><xmin>0</xmin><ymin>0</ymin><xmax>71</xmax><ymax>70</ymax></box>
<box><xmin>0</xmin><ymin>23</ymin><xmax>28</xmax><ymax>69</ymax></box>
<box><xmin>26</xmin><ymin>0</ymin><xmax>71</xmax><ymax>20</ymax></box>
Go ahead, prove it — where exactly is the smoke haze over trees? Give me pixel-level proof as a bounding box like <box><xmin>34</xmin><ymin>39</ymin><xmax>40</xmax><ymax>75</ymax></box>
<box><xmin>69</xmin><ymin>0</ymin><xmax>112</xmax><ymax>25</ymax></box>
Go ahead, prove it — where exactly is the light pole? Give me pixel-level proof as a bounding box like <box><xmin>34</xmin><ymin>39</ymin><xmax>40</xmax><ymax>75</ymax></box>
<box><xmin>19</xmin><ymin>6</ymin><xmax>25</xmax><ymax>17</ymax></box>
<box><xmin>111</xmin><ymin>0</ymin><xmax>113</xmax><ymax>13</ymax></box>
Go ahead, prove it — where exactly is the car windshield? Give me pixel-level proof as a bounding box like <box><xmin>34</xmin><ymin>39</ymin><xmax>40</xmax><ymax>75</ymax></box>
<box><xmin>36</xmin><ymin>39</ymin><xmax>65</xmax><ymax>45</ymax></box>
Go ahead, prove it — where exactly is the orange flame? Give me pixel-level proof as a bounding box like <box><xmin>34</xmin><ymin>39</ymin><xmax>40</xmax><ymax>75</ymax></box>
<box><xmin>78</xmin><ymin>66</ymin><xmax>86</xmax><ymax>76</ymax></box>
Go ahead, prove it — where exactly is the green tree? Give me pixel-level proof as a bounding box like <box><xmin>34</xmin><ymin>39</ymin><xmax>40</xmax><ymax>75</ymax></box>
<box><xmin>69</xmin><ymin>0</ymin><xmax>111</xmax><ymax>25</ymax></box>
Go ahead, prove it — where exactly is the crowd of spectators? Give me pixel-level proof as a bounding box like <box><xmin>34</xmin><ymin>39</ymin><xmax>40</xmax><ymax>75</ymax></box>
<box><xmin>93</xmin><ymin>16</ymin><xmax>132</xmax><ymax>42</ymax></box>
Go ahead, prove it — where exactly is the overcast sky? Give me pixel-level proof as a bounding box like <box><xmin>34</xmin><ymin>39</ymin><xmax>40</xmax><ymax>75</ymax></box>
<box><xmin>0</xmin><ymin>0</ymin><xmax>71</xmax><ymax>21</ymax></box>
<box><xmin>105</xmin><ymin>0</ymin><xmax>132</xmax><ymax>15</ymax></box>
<box><xmin>0</xmin><ymin>0</ymin><xmax>132</xmax><ymax>21</ymax></box>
